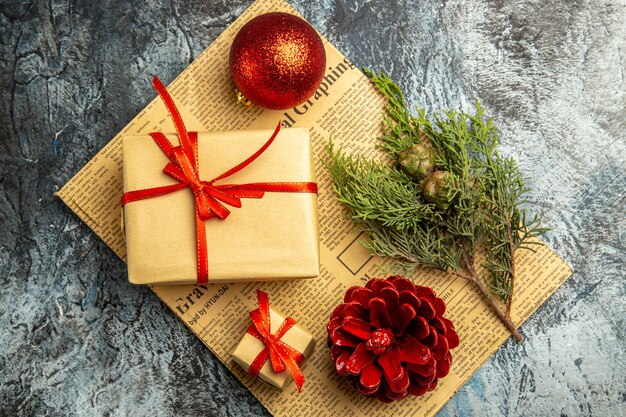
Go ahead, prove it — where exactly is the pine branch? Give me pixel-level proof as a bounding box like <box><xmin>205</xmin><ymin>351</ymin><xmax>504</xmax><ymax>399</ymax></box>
<box><xmin>324</xmin><ymin>69</ymin><xmax>548</xmax><ymax>341</ymax></box>
<box><xmin>325</xmin><ymin>141</ymin><xmax>443</xmax><ymax>232</ymax></box>
<box><xmin>361</xmin><ymin>219</ymin><xmax>461</xmax><ymax>271</ymax></box>
<box><xmin>461</xmin><ymin>247</ymin><xmax>523</xmax><ymax>342</ymax></box>
<box><xmin>506</xmin><ymin>219</ymin><xmax>516</xmax><ymax>319</ymax></box>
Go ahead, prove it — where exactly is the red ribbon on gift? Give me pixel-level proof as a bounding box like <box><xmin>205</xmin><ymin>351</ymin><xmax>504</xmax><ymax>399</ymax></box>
<box><xmin>247</xmin><ymin>290</ymin><xmax>306</xmax><ymax>392</ymax></box>
<box><xmin>121</xmin><ymin>76</ymin><xmax>318</xmax><ymax>284</ymax></box>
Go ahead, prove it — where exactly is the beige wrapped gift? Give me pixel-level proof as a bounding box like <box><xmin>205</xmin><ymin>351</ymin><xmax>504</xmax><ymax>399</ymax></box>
<box><xmin>122</xmin><ymin>127</ymin><xmax>319</xmax><ymax>285</ymax></box>
<box><xmin>232</xmin><ymin>291</ymin><xmax>315</xmax><ymax>390</ymax></box>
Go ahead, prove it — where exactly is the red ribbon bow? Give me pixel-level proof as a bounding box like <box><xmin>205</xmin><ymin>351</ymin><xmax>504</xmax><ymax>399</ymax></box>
<box><xmin>247</xmin><ymin>290</ymin><xmax>306</xmax><ymax>392</ymax></box>
<box><xmin>121</xmin><ymin>76</ymin><xmax>318</xmax><ymax>284</ymax></box>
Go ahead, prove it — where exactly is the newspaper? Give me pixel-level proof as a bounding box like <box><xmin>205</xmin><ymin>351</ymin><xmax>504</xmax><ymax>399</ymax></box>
<box><xmin>56</xmin><ymin>0</ymin><xmax>572</xmax><ymax>416</ymax></box>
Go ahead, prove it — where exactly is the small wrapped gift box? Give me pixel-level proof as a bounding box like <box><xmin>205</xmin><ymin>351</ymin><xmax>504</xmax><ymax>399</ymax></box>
<box><xmin>121</xmin><ymin>78</ymin><xmax>319</xmax><ymax>285</ymax></box>
<box><xmin>232</xmin><ymin>291</ymin><xmax>316</xmax><ymax>391</ymax></box>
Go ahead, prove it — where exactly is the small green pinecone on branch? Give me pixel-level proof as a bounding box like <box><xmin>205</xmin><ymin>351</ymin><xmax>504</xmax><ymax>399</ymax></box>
<box><xmin>420</xmin><ymin>170</ymin><xmax>457</xmax><ymax>209</ymax></box>
<box><xmin>397</xmin><ymin>143</ymin><xmax>436</xmax><ymax>179</ymax></box>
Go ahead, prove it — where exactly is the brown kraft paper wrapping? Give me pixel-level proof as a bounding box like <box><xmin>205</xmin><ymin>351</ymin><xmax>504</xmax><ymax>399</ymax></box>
<box><xmin>122</xmin><ymin>127</ymin><xmax>320</xmax><ymax>285</ymax></box>
<box><xmin>232</xmin><ymin>308</ymin><xmax>316</xmax><ymax>390</ymax></box>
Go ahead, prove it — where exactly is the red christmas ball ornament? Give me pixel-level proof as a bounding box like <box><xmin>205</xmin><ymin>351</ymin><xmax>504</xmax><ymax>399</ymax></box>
<box><xmin>229</xmin><ymin>12</ymin><xmax>326</xmax><ymax>110</ymax></box>
<box><xmin>327</xmin><ymin>276</ymin><xmax>460</xmax><ymax>402</ymax></box>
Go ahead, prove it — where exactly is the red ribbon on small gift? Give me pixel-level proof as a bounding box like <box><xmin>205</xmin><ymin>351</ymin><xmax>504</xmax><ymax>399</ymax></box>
<box><xmin>247</xmin><ymin>290</ymin><xmax>306</xmax><ymax>392</ymax></box>
<box><xmin>121</xmin><ymin>77</ymin><xmax>318</xmax><ymax>284</ymax></box>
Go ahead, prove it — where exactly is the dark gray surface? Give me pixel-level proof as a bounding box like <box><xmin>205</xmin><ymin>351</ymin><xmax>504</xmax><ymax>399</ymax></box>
<box><xmin>1</xmin><ymin>0</ymin><xmax>624</xmax><ymax>416</ymax></box>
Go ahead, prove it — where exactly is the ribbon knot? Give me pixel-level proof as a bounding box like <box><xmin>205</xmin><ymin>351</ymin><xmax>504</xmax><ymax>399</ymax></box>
<box><xmin>120</xmin><ymin>76</ymin><xmax>318</xmax><ymax>284</ymax></box>
<box><xmin>247</xmin><ymin>290</ymin><xmax>306</xmax><ymax>391</ymax></box>
<box><xmin>165</xmin><ymin>143</ymin><xmax>216</xmax><ymax>221</ymax></box>
<box><xmin>191</xmin><ymin>182</ymin><xmax>204</xmax><ymax>196</ymax></box>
